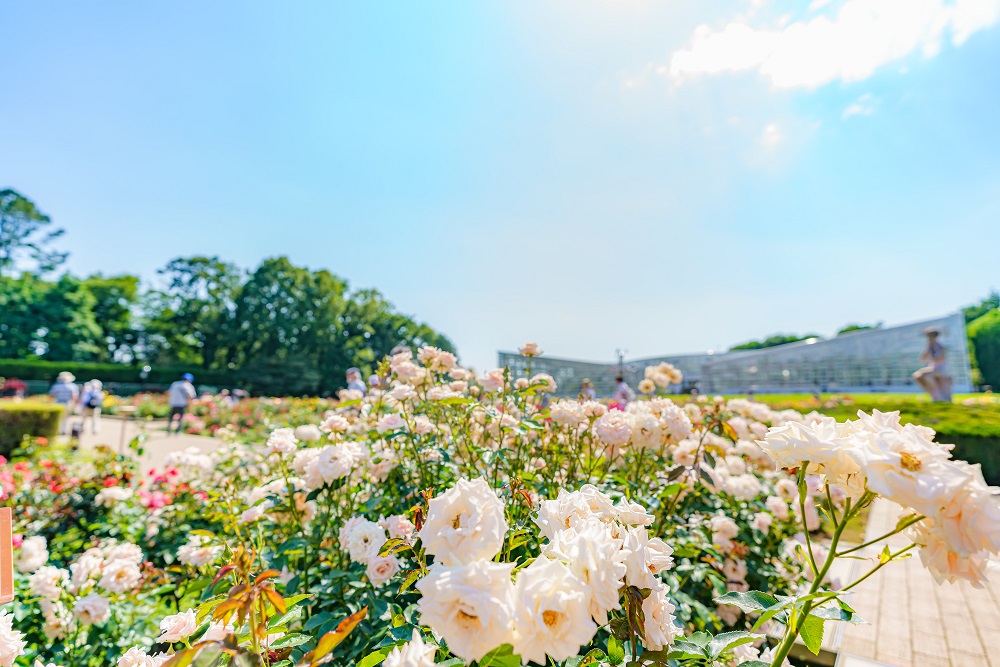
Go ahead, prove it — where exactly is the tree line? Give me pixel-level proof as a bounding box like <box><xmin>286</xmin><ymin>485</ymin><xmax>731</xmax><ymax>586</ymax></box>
<box><xmin>0</xmin><ymin>189</ymin><xmax>454</xmax><ymax>394</ymax></box>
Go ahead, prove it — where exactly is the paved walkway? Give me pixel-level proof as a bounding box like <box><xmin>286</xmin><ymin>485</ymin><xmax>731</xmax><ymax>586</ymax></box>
<box><xmin>837</xmin><ymin>499</ymin><xmax>1000</xmax><ymax>667</ymax></box>
<box><xmin>62</xmin><ymin>415</ymin><xmax>222</xmax><ymax>472</ymax></box>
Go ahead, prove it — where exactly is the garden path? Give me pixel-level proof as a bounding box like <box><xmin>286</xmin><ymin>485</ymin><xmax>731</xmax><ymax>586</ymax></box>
<box><xmin>68</xmin><ymin>416</ymin><xmax>222</xmax><ymax>472</ymax></box>
<box><xmin>836</xmin><ymin>499</ymin><xmax>1000</xmax><ymax>667</ymax></box>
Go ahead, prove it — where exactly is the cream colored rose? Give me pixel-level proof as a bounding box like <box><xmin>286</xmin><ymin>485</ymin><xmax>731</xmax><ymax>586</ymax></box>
<box><xmin>592</xmin><ymin>411</ymin><xmax>632</xmax><ymax>447</ymax></box>
<box><xmin>542</xmin><ymin>518</ymin><xmax>627</xmax><ymax>625</ymax></box>
<box><xmin>415</xmin><ymin>561</ymin><xmax>516</xmax><ymax>663</ymax></box>
<box><xmin>419</xmin><ymin>478</ymin><xmax>507</xmax><ymax>566</ymax></box>
<box><xmin>28</xmin><ymin>566</ymin><xmax>68</xmax><ymax>601</ymax></box>
<box><xmin>157</xmin><ymin>610</ymin><xmax>198</xmax><ymax>643</ymax></box>
<box><xmin>366</xmin><ymin>555</ymin><xmax>401</xmax><ymax>588</ymax></box>
<box><xmin>512</xmin><ymin>556</ymin><xmax>597</xmax><ymax>665</ymax></box>
<box><xmin>383</xmin><ymin>629</ymin><xmax>437</xmax><ymax>667</ymax></box>
<box><xmin>641</xmin><ymin>582</ymin><xmax>681</xmax><ymax>651</ymax></box>
<box><xmin>622</xmin><ymin>527</ymin><xmax>674</xmax><ymax>589</ymax></box>
<box><xmin>73</xmin><ymin>593</ymin><xmax>110</xmax><ymax>625</ymax></box>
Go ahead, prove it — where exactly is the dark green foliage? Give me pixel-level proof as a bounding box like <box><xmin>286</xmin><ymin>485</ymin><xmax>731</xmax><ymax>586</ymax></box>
<box><xmin>836</xmin><ymin>322</ymin><xmax>882</xmax><ymax>335</ymax></box>
<box><xmin>0</xmin><ymin>189</ymin><xmax>66</xmax><ymax>276</ymax></box>
<box><xmin>729</xmin><ymin>333</ymin><xmax>822</xmax><ymax>351</ymax></box>
<box><xmin>0</xmin><ymin>401</ymin><xmax>61</xmax><ymax>455</ymax></box>
<box><xmin>963</xmin><ymin>291</ymin><xmax>1000</xmax><ymax>324</ymax></box>
<box><xmin>968</xmin><ymin>308</ymin><xmax>1000</xmax><ymax>389</ymax></box>
<box><xmin>0</xmin><ymin>358</ymin><xmax>231</xmax><ymax>386</ymax></box>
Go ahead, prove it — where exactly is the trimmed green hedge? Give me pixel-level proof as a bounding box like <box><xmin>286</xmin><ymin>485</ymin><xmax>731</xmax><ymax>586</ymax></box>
<box><xmin>0</xmin><ymin>358</ymin><xmax>232</xmax><ymax>386</ymax></box>
<box><xmin>0</xmin><ymin>401</ymin><xmax>62</xmax><ymax>456</ymax></box>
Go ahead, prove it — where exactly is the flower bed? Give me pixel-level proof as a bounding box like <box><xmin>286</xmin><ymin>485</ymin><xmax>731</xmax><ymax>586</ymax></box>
<box><xmin>0</xmin><ymin>348</ymin><xmax>996</xmax><ymax>667</ymax></box>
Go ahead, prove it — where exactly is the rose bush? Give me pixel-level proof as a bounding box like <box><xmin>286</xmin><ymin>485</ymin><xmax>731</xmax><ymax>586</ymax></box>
<box><xmin>0</xmin><ymin>346</ymin><xmax>995</xmax><ymax>667</ymax></box>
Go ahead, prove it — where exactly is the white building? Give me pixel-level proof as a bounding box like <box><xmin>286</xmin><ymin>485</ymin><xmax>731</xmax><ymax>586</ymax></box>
<box><xmin>498</xmin><ymin>313</ymin><xmax>973</xmax><ymax>396</ymax></box>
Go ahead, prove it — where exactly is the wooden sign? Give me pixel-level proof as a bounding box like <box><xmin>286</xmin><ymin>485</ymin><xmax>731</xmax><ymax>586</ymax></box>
<box><xmin>0</xmin><ymin>508</ymin><xmax>12</xmax><ymax>604</ymax></box>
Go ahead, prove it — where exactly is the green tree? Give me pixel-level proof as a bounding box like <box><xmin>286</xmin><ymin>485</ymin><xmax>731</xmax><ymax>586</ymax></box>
<box><xmin>0</xmin><ymin>189</ymin><xmax>66</xmax><ymax>276</ymax></box>
<box><xmin>969</xmin><ymin>309</ymin><xmax>1000</xmax><ymax>389</ymax></box>
<box><xmin>226</xmin><ymin>257</ymin><xmax>349</xmax><ymax>394</ymax></box>
<box><xmin>963</xmin><ymin>291</ymin><xmax>1000</xmax><ymax>324</ymax></box>
<box><xmin>837</xmin><ymin>322</ymin><xmax>883</xmax><ymax>336</ymax></box>
<box><xmin>145</xmin><ymin>256</ymin><xmax>243</xmax><ymax>367</ymax></box>
<box><xmin>82</xmin><ymin>274</ymin><xmax>141</xmax><ymax>362</ymax></box>
<box><xmin>0</xmin><ymin>273</ymin><xmax>100</xmax><ymax>360</ymax></box>
<box><xmin>730</xmin><ymin>333</ymin><xmax>822</xmax><ymax>351</ymax></box>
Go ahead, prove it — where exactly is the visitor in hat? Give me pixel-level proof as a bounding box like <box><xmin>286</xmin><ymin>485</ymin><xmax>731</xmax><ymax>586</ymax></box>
<box><xmin>346</xmin><ymin>367</ymin><xmax>367</xmax><ymax>395</ymax></box>
<box><xmin>49</xmin><ymin>371</ymin><xmax>79</xmax><ymax>435</ymax></box>
<box><xmin>167</xmin><ymin>373</ymin><xmax>197</xmax><ymax>435</ymax></box>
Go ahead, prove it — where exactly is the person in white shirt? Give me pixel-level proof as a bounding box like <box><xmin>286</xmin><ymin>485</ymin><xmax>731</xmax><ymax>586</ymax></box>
<box><xmin>49</xmin><ymin>371</ymin><xmax>79</xmax><ymax>435</ymax></box>
<box><xmin>580</xmin><ymin>378</ymin><xmax>596</xmax><ymax>401</ymax></box>
<box><xmin>346</xmin><ymin>367</ymin><xmax>367</xmax><ymax>395</ymax></box>
<box><xmin>167</xmin><ymin>373</ymin><xmax>197</xmax><ymax>435</ymax></box>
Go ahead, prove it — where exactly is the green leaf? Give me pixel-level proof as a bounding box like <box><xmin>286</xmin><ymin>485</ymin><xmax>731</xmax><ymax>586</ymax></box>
<box><xmin>714</xmin><ymin>591</ymin><xmax>779</xmax><ymax>613</ymax></box>
<box><xmin>303</xmin><ymin>612</ymin><xmax>333</xmax><ymax>632</ymax></box>
<box><xmin>356</xmin><ymin>649</ymin><xmax>389</xmax><ymax>667</ymax></box>
<box><xmin>269</xmin><ymin>634</ymin><xmax>309</xmax><ymax>649</ymax></box>
<box><xmin>192</xmin><ymin>645</ymin><xmax>224</xmax><ymax>667</ymax></box>
<box><xmin>800</xmin><ymin>614</ymin><xmax>825</xmax><ymax>655</ymax></box>
<box><xmin>708</xmin><ymin>631</ymin><xmax>764</xmax><ymax>660</ymax></box>
<box><xmin>379</xmin><ymin>538</ymin><xmax>406</xmax><ymax>557</ymax></box>
<box><xmin>607</xmin><ymin>636</ymin><xmax>625</xmax><ymax>666</ymax></box>
<box><xmin>878</xmin><ymin>545</ymin><xmax>892</xmax><ymax>564</ymax></box>
<box><xmin>268</xmin><ymin>605</ymin><xmax>304</xmax><ymax>629</ymax></box>
<box><xmin>811</xmin><ymin>604</ymin><xmax>866</xmax><ymax>625</ymax></box>
<box><xmin>397</xmin><ymin>569</ymin><xmax>422</xmax><ymax>595</ymax></box>
<box><xmin>477</xmin><ymin>644</ymin><xmax>522</xmax><ymax>667</ymax></box>
<box><xmin>685</xmin><ymin>630</ymin><xmax>712</xmax><ymax>648</ymax></box>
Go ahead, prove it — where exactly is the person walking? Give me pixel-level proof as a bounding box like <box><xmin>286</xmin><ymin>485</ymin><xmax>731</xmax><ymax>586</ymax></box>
<box><xmin>913</xmin><ymin>328</ymin><xmax>953</xmax><ymax>402</ymax></box>
<box><xmin>167</xmin><ymin>373</ymin><xmax>197</xmax><ymax>434</ymax></box>
<box><xmin>346</xmin><ymin>367</ymin><xmax>367</xmax><ymax>396</ymax></box>
<box><xmin>580</xmin><ymin>378</ymin><xmax>596</xmax><ymax>401</ymax></box>
<box><xmin>79</xmin><ymin>380</ymin><xmax>105</xmax><ymax>435</ymax></box>
<box><xmin>49</xmin><ymin>371</ymin><xmax>79</xmax><ymax>435</ymax></box>
<box><xmin>612</xmin><ymin>375</ymin><xmax>635</xmax><ymax>410</ymax></box>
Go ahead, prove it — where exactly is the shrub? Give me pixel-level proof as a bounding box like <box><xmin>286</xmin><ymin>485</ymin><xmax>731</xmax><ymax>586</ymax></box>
<box><xmin>0</xmin><ymin>401</ymin><xmax>62</xmax><ymax>455</ymax></box>
<box><xmin>969</xmin><ymin>308</ymin><xmax>1000</xmax><ymax>389</ymax></box>
<box><xmin>0</xmin><ymin>358</ymin><xmax>232</xmax><ymax>386</ymax></box>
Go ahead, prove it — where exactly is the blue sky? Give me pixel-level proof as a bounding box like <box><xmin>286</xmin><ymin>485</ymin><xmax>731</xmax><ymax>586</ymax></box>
<box><xmin>3</xmin><ymin>0</ymin><xmax>999</xmax><ymax>371</ymax></box>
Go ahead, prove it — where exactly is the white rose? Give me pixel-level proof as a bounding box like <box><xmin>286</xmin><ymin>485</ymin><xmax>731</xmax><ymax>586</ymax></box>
<box><xmin>73</xmin><ymin>593</ymin><xmax>111</xmax><ymax>625</ymax></box>
<box><xmin>157</xmin><ymin>610</ymin><xmax>198</xmax><ymax>643</ymax></box>
<box><xmin>265</xmin><ymin>428</ymin><xmax>299</xmax><ymax>455</ymax></box>
<box><xmin>177</xmin><ymin>536</ymin><xmax>223</xmax><ymax>568</ymax></box>
<box><xmin>29</xmin><ymin>566</ymin><xmax>68</xmax><ymax>601</ymax></box>
<box><xmin>592</xmin><ymin>412</ymin><xmax>631</xmax><ymax>447</ymax></box>
<box><xmin>366</xmin><ymin>555</ymin><xmax>401</xmax><ymax>588</ymax></box>
<box><xmin>542</xmin><ymin>518</ymin><xmax>627</xmax><ymax>625</ymax></box>
<box><xmin>240</xmin><ymin>500</ymin><xmax>274</xmax><ymax>524</ymax></box>
<box><xmin>294</xmin><ymin>424</ymin><xmax>322</xmax><ymax>442</ymax></box>
<box><xmin>377</xmin><ymin>413</ymin><xmax>406</xmax><ymax>434</ymax></box>
<box><xmin>95</xmin><ymin>486</ymin><xmax>134</xmax><ymax>507</ymax></box>
<box><xmin>549</xmin><ymin>401</ymin><xmax>586</xmax><ymax>426</ymax></box>
<box><xmin>642</xmin><ymin>582</ymin><xmax>681</xmax><ymax>651</ymax></box>
<box><xmin>383</xmin><ymin>629</ymin><xmax>437</xmax><ymax>667</ymax></box>
<box><xmin>0</xmin><ymin>610</ymin><xmax>26</xmax><ymax>667</ymax></box>
<box><xmin>379</xmin><ymin>514</ymin><xmax>416</xmax><ymax>541</ymax></box>
<box><xmin>614</xmin><ymin>497</ymin><xmax>654</xmax><ymax>526</ymax></box>
<box><xmin>478</xmin><ymin>369</ymin><xmax>506</xmax><ymax>393</ymax></box>
<box><xmin>752</xmin><ymin>512</ymin><xmax>773</xmax><ymax>533</ymax></box>
<box><xmin>345</xmin><ymin>520</ymin><xmax>387</xmax><ymax>564</ymax></box>
<box><xmin>105</xmin><ymin>543</ymin><xmax>144</xmax><ymax>566</ymax></box>
<box><xmin>622</xmin><ymin>527</ymin><xmax>674</xmax><ymax>589</ymax></box>
<box><xmin>512</xmin><ymin>556</ymin><xmax>597</xmax><ymax>665</ymax></box>
<box><xmin>202</xmin><ymin>621</ymin><xmax>236</xmax><ymax>642</ymax></box>
<box><xmin>416</xmin><ymin>560</ymin><xmax>516</xmax><ymax>663</ymax></box>
<box><xmin>69</xmin><ymin>553</ymin><xmax>104</xmax><ymax>592</ymax></box>
<box><xmin>765</xmin><ymin>495</ymin><xmax>790</xmax><ymax>520</ymax></box>
<box><xmin>628</xmin><ymin>413</ymin><xmax>662</xmax><ymax>450</ymax></box>
<box><xmin>17</xmin><ymin>536</ymin><xmax>49</xmax><ymax>573</ymax></box>
<box><xmin>419</xmin><ymin>478</ymin><xmax>507</xmax><ymax>566</ymax></box>
<box><xmin>98</xmin><ymin>560</ymin><xmax>142</xmax><ymax>594</ymax></box>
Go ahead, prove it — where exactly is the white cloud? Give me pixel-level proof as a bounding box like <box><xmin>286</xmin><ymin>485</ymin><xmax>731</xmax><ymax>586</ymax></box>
<box><xmin>667</xmin><ymin>0</ymin><xmax>1000</xmax><ymax>88</ymax></box>
<box><xmin>762</xmin><ymin>123</ymin><xmax>782</xmax><ymax>146</ymax></box>
<box><xmin>842</xmin><ymin>93</ymin><xmax>877</xmax><ymax>117</ymax></box>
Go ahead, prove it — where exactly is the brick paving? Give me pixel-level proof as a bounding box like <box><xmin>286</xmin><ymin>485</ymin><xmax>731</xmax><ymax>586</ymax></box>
<box><xmin>837</xmin><ymin>499</ymin><xmax>1000</xmax><ymax>667</ymax></box>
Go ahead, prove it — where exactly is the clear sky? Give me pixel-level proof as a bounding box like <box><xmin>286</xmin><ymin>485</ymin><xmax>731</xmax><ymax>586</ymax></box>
<box><xmin>3</xmin><ymin>0</ymin><xmax>999</xmax><ymax>371</ymax></box>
